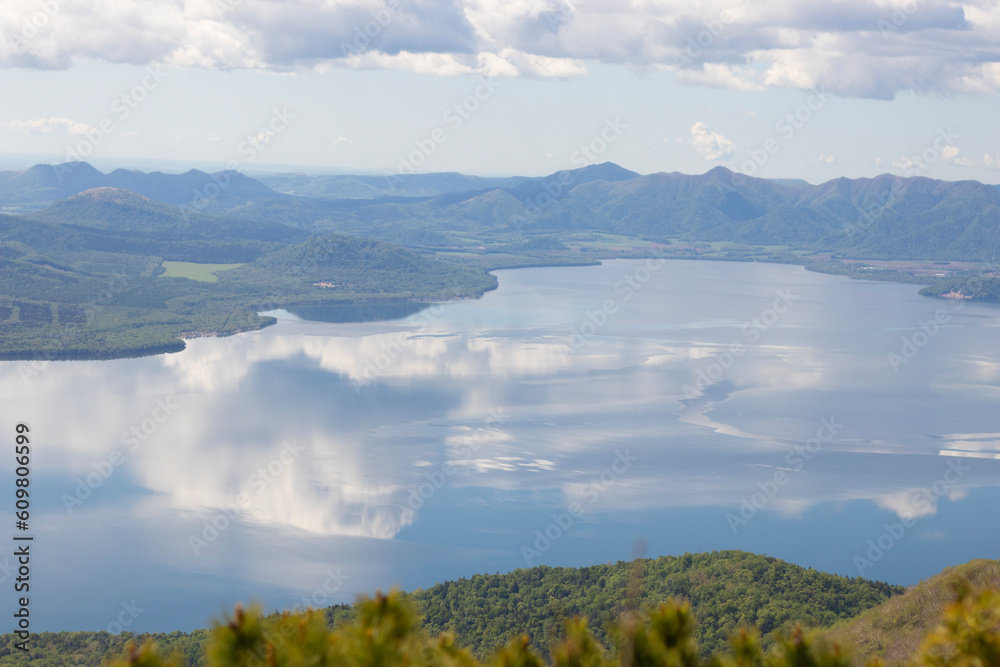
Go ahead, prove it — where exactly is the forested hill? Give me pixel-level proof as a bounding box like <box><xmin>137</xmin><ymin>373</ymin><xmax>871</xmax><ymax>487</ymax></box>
<box><xmin>379</xmin><ymin>551</ymin><xmax>902</xmax><ymax>659</ymax></box>
<box><xmin>0</xmin><ymin>551</ymin><xmax>904</xmax><ymax>666</ymax></box>
<box><xmin>231</xmin><ymin>233</ymin><xmax>498</xmax><ymax>297</ymax></box>
<box><xmin>920</xmin><ymin>275</ymin><xmax>1000</xmax><ymax>301</ymax></box>
<box><xmin>561</xmin><ymin>169</ymin><xmax>1000</xmax><ymax>259</ymax></box>
<box><xmin>30</xmin><ymin>187</ymin><xmax>302</xmax><ymax>242</ymax></box>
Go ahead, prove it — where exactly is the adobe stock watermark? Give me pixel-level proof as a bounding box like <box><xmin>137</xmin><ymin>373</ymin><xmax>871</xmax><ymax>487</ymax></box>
<box><xmin>893</xmin><ymin>127</ymin><xmax>960</xmax><ymax>176</ymax></box>
<box><xmin>726</xmin><ymin>416</ymin><xmax>843</xmax><ymax>534</ymax></box>
<box><xmin>0</xmin><ymin>556</ymin><xmax>15</xmax><ymax>585</ymax></box>
<box><xmin>544</xmin><ymin>0</ymin><xmax>585</xmax><ymax>29</ymax></box>
<box><xmin>713</xmin><ymin>91</ymin><xmax>829</xmax><ymax>195</ymax></box>
<box><xmin>289</xmin><ymin>566</ymin><xmax>351</xmax><ymax>613</ymax></box>
<box><xmin>106</xmin><ymin>600</ymin><xmax>144</xmax><ymax>634</ymax></box>
<box><xmin>54</xmin><ymin>66</ymin><xmax>167</xmax><ymax>179</ymax></box>
<box><xmin>62</xmin><ymin>397</ymin><xmax>180</xmax><ymax>513</ymax></box>
<box><xmin>6</xmin><ymin>0</ymin><xmax>64</xmax><ymax>55</ymax></box>
<box><xmin>181</xmin><ymin>106</ymin><xmax>295</xmax><ymax>215</ymax></box>
<box><xmin>214</xmin><ymin>0</ymin><xmax>242</xmax><ymax>16</ymax></box>
<box><xmin>843</xmin><ymin>177</ymin><xmax>908</xmax><ymax>241</ymax></box>
<box><xmin>558</xmin><ymin>257</ymin><xmax>664</xmax><ymax>356</ymax></box>
<box><xmin>673</xmin><ymin>0</ymin><xmax>750</xmax><ymax>68</ymax></box>
<box><xmin>682</xmin><ymin>288</ymin><xmax>796</xmax><ymax>399</ymax></box>
<box><xmin>393</xmin><ymin>408</ymin><xmax>509</xmax><ymax>523</ymax></box>
<box><xmin>887</xmin><ymin>309</ymin><xmax>949</xmax><ymax>372</ymax></box>
<box><xmin>350</xmin><ymin>283</ymin><xmax>469</xmax><ymax>392</ymax></box>
<box><xmin>739</xmin><ymin>90</ymin><xmax>830</xmax><ymax>181</ymax></box>
<box><xmin>17</xmin><ymin>263</ymin><xmax>134</xmax><ymax>384</ymax></box>
<box><xmin>507</xmin><ymin>117</ymin><xmax>627</xmax><ymax>238</ymax></box>
<box><xmin>189</xmin><ymin>439</ymin><xmax>305</xmax><ymax>556</ymax></box>
<box><xmin>877</xmin><ymin>0</ymin><xmax>925</xmax><ymax>39</ymax></box>
<box><xmin>853</xmin><ymin>459</ymin><xmax>970</xmax><ymax>576</ymax></box>
<box><xmin>843</xmin><ymin>127</ymin><xmax>959</xmax><ymax>240</ymax></box>
<box><xmin>520</xmin><ymin>449</ymin><xmax>637</xmax><ymax>566</ymax></box>
<box><xmin>887</xmin><ymin>259</ymin><xmax>996</xmax><ymax>372</ymax></box>
<box><xmin>340</xmin><ymin>0</ymin><xmax>406</xmax><ymax>57</ymax></box>
<box><xmin>386</xmin><ymin>76</ymin><xmax>500</xmax><ymax>190</ymax></box>
<box><xmin>569</xmin><ymin>117</ymin><xmax>628</xmax><ymax>169</ymax></box>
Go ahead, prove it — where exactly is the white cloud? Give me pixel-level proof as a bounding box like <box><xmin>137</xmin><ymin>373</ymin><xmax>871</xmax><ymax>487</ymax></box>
<box><xmin>954</xmin><ymin>152</ymin><xmax>1000</xmax><ymax>169</ymax></box>
<box><xmin>690</xmin><ymin>121</ymin><xmax>735</xmax><ymax>161</ymax></box>
<box><xmin>676</xmin><ymin>63</ymin><xmax>764</xmax><ymax>91</ymax></box>
<box><xmin>476</xmin><ymin>51</ymin><xmax>519</xmax><ymax>78</ymax></box>
<box><xmin>818</xmin><ymin>153</ymin><xmax>835</xmax><ymax>163</ymax></box>
<box><xmin>0</xmin><ymin>0</ymin><xmax>998</xmax><ymax>96</ymax></box>
<box><xmin>331</xmin><ymin>136</ymin><xmax>350</xmax><ymax>145</ymax></box>
<box><xmin>7</xmin><ymin>117</ymin><xmax>95</xmax><ymax>136</ymax></box>
<box><xmin>494</xmin><ymin>48</ymin><xmax>586</xmax><ymax>78</ymax></box>
<box><xmin>341</xmin><ymin>50</ymin><xmax>476</xmax><ymax>76</ymax></box>
<box><xmin>874</xmin><ymin>489</ymin><xmax>938</xmax><ymax>520</ymax></box>
<box><xmin>250</xmin><ymin>129</ymin><xmax>274</xmax><ymax>145</ymax></box>
<box><xmin>893</xmin><ymin>145</ymin><xmax>963</xmax><ymax>171</ymax></box>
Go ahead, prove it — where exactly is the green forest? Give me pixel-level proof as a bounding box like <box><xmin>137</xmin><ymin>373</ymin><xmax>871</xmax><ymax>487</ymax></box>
<box><xmin>0</xmin><ymin>192</ymin><xmax>498</xmax><ymax>359</ymax></box>
<box><xmin>0</xmin><ymin>552</ymin><xmax>911</xmax><ymax>666</ymax></box>
<box><xmin>384</xmin><ymin>552</ymin><xmax>903</xmax><ymax>658</ymax></box>
<box><xmin>918</xmin><ymin>276</ymin><xmax>1000</xmax><ymax>301</ymax></box>
<box><xmin>3</xmin><ymin>556</ymin><xmax>998</xmax><ymax>667</ymax></box>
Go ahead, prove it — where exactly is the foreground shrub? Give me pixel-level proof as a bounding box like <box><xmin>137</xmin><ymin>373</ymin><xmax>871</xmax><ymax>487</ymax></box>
<box><xmin>108</xmin><ymin>584</ymin><xmax>1000</xmax><ymax>667</ymax></box>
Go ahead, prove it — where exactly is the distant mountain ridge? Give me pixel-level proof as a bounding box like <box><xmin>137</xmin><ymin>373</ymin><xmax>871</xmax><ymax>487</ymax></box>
<box><xmin>251</xmin><ymin>165</ymin><xmax>1000</xmax><ymax>261</ymax></box>
<box><xmin>255</xmin><ymin>170</ymin><xmax>532</xmax><ymax>199</ymax></box>
<box><xmin>0</xmin><ymin>162</ymin><xmax>287</xmax><ymax>212</ymax></box>
<box><xmin>4</xmin><ymin>161</ymin><xmax>1000</xmax><ymax>261</ymax></box>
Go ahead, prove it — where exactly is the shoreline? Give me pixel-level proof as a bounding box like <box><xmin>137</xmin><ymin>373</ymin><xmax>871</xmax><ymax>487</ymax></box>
<box><xmin>3</xmin><ymin>254</ymin><xmax>995</xmax><ymax>362</ymax></box>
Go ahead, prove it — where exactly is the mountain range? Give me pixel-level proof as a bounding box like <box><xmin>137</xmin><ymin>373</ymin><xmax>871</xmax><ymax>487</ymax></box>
<box><xmin>3</xmin><ymin>161</ymin><xmax>998</xmax><ymax>262</ymax></box>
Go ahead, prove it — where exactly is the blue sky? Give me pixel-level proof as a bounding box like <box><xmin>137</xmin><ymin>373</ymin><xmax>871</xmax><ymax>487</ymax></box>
<box><xmin>1</xmin><ymin>0</ymin><xmax>999</xmax><ymax>183</ymax></box>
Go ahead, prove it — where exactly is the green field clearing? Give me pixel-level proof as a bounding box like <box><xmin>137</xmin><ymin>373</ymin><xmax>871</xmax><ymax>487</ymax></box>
<box><xmin>160</xmin><ymin>261</ymin><xmax>243</xmax><ymax>283</ymax></box>
<box><xmin>566</xmin><ymin>232</ymin><xmax>659</xmax><ymax>248</ymax></box>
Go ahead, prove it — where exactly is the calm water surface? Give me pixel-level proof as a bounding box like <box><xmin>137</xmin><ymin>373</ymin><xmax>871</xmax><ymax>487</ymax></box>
<box><xmin>2</xmin><ymin>259</ymin><xmax>999</xmax><ymax>632</ymax></box>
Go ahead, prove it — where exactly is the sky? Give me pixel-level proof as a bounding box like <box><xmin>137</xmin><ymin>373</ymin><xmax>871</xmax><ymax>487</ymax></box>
<box><xmin>1</xmin><ymin>0</ymin><xmax>999</xmax><ymax>183</ymax></box>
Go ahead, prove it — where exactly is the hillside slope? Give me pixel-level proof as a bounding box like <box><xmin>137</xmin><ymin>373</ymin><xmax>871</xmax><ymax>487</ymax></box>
<box><xmin>31</xmin><ymin>187</ymin><xmax>305</xmax><ymax>242</ymax></box>
<box><xmin>231</xmin><ymin>233</ymin><xmax>498</xmax><ymax>297</ymax></box>
<box><xmin>823</xmin><ymin>558</ymin><xmax>1000</xmax><ymax>665</ymax></box>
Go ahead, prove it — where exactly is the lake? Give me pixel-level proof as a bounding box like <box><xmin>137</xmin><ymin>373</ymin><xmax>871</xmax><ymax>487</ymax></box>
<box><xmin>2</xmin><ymin>259</ymin><xmax>999</xmax><ymax>633</ymax></box>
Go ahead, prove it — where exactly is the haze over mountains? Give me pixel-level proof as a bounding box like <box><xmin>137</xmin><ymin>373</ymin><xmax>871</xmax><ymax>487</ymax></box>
<box><xmin>2</xmin><ymin>161</ymin><xmax>999</xmax><ymax>261</ymax></box>
<box><xmin>0</xmin><ymin>162</ymin><xmax>283</xmax><ymax>211</ymax></box>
